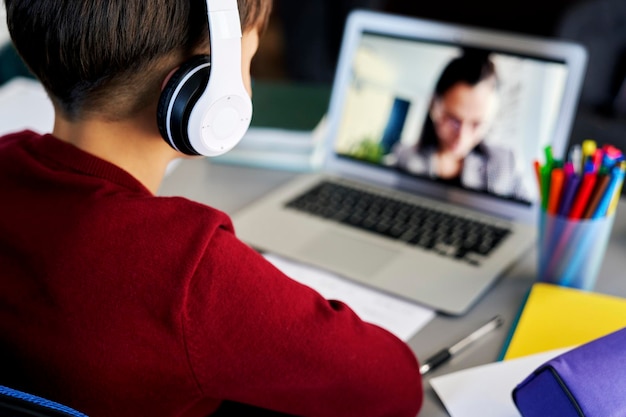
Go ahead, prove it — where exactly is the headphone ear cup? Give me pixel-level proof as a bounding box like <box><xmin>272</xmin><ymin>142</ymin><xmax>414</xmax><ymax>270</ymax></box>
<box><xmin>157</xmin><ymin>55</ymin><xmax>211</xmax><ymax>155</ymax></box>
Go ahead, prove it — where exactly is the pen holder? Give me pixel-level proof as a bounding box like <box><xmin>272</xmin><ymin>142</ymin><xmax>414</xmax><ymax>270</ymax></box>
<box><xmin>537</xmin><ymin>211</ymin><xmax>615</xmax><ymax>290</ymax></box>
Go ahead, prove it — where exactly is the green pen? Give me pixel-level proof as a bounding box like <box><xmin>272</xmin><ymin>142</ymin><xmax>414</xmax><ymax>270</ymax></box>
<box><xmin>544</xmin><ymin>145</ymin><xmax>554</xmax><ymax>168</ymax></box>
<box><xmin>540</xmin><ymin>146</ymin><xmax>555</xmax><ymax>210</ymax></box>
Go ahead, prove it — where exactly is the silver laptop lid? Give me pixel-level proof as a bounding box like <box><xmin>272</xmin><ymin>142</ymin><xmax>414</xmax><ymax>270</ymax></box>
<box><xmin>322</xmin><ymin>10</ymin><xmax>588</xmax><ymax>225</ymax></box>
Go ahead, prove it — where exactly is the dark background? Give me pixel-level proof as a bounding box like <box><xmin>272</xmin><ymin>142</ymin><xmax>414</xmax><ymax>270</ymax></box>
<box><xmin>1</xmin><ymin>0</ymin><xmax>624</xmax><ymax>164</ymax></box>
<box><xmin>253</xmin><ymin>0</ymin><xmax>586</xmax><ymax>83</ymax></box>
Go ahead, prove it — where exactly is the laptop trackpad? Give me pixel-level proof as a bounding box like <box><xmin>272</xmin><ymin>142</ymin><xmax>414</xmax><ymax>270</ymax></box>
<box><xmin>300</xmin><ymin>231</ymin><xmax>396</xmax><ymax>278</ymax></box>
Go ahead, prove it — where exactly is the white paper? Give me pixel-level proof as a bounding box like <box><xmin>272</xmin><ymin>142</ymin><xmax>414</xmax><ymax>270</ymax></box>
<box><xmin>263</xmin><ymin>253</ymin><xmax>435</xmax><ymax>342</ymax></box>
<box><xmin>429</xmin><ymin>347</ymin><xmax>574</xmax><ymax>417</ymax></box>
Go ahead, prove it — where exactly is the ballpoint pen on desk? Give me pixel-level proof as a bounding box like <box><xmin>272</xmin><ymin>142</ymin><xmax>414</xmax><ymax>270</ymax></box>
<box><xmin>419</xmin><ymin>315</ymin><xmax>504</xmax><ymax>376</ymax></box>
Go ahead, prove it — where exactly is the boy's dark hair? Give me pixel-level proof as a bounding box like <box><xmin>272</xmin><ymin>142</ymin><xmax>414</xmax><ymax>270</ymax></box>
<box><xmin>4</xmin><ymin>0</ymin><xmax>272</xmax><ymax>121</ymax></box>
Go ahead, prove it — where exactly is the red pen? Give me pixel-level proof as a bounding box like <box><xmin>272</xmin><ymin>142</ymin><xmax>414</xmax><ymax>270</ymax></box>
<box><xmin>568</xmin><ymin>172</ymin><xmax>598</xmax><ymax>219</ymax></box>
<box><xmin>602</xmin><ymin>144</ymin><xmax>623</xmax><ymax>161</ymax></box>
<box><xmin>533</xmin><ymin>159</ymin><xmax>542</xmax><ymax>196</ymax></box>
<box><xmin>592</xmin><ymin>148</ymin><xmax>604</xmax><ymax>172</ymax></box>
<box><xmin>548</xmin><ymin>168</ymin><xmax>565</xmax><ymax>215</ymax></box>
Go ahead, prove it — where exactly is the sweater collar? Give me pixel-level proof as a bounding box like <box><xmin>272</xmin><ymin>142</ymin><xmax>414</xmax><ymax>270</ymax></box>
<box><xmin>25</xmin><ymin>131</ymin><xmax>151</xmax><ymax>195</ymax></box>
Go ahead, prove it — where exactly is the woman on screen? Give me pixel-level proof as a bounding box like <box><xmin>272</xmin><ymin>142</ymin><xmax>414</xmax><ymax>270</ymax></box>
<box><xmin>393</xmin><ymin>49</ymin><xmax>530</xmax><ymax>201</ymax></box>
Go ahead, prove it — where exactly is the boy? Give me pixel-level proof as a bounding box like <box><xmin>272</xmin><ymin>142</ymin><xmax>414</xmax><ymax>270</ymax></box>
<box><xmin>0</xmin><ymin>1</ymin><xmax>423</xmax><ymax>416</ymax></box>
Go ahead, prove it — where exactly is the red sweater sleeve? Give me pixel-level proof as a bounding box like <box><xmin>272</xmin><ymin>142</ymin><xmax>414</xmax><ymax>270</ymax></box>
<box><xmin>0</xmin><ymin>132</ymin><xmax>421</xmax><ymax>417</ymax></box>
<box><xmin>183</xmin><ymin>226</ymin><xmax>423</xmax><ymax>417</ymax></box>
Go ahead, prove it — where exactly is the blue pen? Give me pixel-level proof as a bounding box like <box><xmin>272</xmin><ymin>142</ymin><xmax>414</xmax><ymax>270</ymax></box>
<box><xmin>593</xmin><ymin>166</ymin><xmax>626</xmax><ymax>218</ymax></box>
<box><xmin>602</xmin><ymin>154</ymin><xmax>617</xmax><ymax>171</ymax></box>
<box><xmin>583</xmin><ymin>159</ymin><xmax>596</xmax><ymax>174</ymax></box>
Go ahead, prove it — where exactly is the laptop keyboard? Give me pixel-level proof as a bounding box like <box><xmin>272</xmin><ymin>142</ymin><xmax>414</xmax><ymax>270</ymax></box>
<box><xmin>285</xmin><ymin>181</ymin><xmax>511</xmax><ymax>266</ymax></box>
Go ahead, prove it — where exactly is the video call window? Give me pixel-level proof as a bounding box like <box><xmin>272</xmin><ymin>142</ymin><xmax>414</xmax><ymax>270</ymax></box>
<box><xmin>333</xmin><ymin>32</ymin><xmax>570</xmax><ymax>205</ymax></box>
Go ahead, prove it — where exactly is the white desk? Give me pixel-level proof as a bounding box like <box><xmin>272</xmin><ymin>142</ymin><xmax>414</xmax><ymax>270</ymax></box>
<box><xmin>159</xmin><ymin>158</ymin><xmax>626</xmax><ymax>417</ymax></box>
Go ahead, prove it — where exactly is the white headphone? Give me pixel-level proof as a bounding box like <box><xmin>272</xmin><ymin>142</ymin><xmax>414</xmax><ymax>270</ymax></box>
<box><xmin>157</xmin><ymin>0</ymin><xmax>252</xmax><ymax>156</ymax></box>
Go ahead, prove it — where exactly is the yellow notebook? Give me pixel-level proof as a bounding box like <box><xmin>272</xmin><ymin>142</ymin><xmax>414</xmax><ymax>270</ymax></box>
<box><xmin>500</xmin><ymin>282</ymin><xmax>626</xmax><ymax>360</ymax></box>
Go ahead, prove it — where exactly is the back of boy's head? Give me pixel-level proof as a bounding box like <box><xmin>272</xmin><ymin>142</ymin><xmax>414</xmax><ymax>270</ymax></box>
<box><xmin>4</xmin><ymin>0</ymin><xmax>272</xmax><ymax>122</ymax></box>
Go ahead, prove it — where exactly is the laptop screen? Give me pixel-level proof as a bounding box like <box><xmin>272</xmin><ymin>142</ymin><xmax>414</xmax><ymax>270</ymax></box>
<box><xmin>331</xmin><ymin>25</ymin><xmax>583</xmax><ymax>208</ymax></box>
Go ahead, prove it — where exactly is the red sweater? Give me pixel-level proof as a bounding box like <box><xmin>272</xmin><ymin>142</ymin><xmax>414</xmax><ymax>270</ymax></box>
<box><xmin>0</xmin><ymin>131</ymin><xmax>423</xmax><ymax>417</ymax></box>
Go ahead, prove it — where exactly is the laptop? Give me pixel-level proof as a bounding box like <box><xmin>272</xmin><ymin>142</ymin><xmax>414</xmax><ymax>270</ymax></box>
<box><xmin>232</xmin><ymin>10</ymin><xmax>588</xmax><ymax>315</ymax></box>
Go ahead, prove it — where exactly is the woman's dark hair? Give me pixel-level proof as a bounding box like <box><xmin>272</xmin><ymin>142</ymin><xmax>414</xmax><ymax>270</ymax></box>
<box><xmin>5</xmin><ymin>0</ymin><xmax>272</xmax><ymax>120</ymax></box>
<box><xmin>417</xmin><ymin>49</ymin><xmax>497</xmax><ymax>151</ymax></box>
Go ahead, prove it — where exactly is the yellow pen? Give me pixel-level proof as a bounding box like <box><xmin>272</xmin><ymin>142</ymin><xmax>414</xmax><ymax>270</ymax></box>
<box><xmin>581</xmin><ymin>139</ymin><xmax>597</xmax><ymax>173</ymax></box>
<box><xmin>607</xmin><ymin>161</ymin><xmax>626</xmax><ymax>216</ymax></box>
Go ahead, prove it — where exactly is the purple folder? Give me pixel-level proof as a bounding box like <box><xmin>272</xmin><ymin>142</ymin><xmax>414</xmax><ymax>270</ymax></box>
<box><xmin>513</xmin><ymin>327</ymin><xmax>626</xmax><ymax>417</ymax></box>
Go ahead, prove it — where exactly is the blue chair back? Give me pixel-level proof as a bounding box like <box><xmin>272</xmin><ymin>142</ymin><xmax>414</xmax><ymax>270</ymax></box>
<box><xmin>0</xmin><ymin>385</ymin><xmax>87</xmax><ymax>417</ymax></box>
